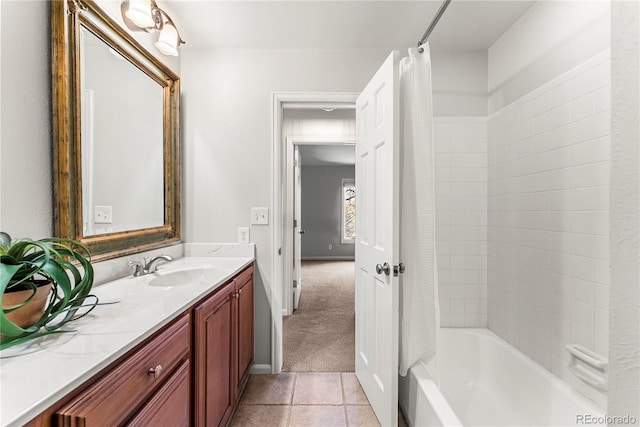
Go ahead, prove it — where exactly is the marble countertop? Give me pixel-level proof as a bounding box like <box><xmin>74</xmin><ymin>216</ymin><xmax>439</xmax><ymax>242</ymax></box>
<box><xmin>0</xmin><ymin>255</ymin><xmax>254</xmax><ymax>427</ymax></box>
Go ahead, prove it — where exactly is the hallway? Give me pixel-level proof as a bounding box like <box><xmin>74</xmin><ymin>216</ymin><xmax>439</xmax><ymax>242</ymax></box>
<box><xmin>283</xmin><ymin>261</ymin><xmax>355</xmax><ymax>372</ymax></box>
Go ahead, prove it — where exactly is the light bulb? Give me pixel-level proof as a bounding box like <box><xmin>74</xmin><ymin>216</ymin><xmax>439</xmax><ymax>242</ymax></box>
<box><xmin>155</xmin><ymin>22</ymin><xmax>179</xmax><ymax>56</ymax></box>
<box><xmin>125</xmin><ymin>0</ymin><xmax>155</xmax><ymax>28</ymax></box>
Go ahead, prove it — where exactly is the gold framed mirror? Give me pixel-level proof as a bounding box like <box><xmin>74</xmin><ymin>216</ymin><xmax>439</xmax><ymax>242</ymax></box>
<box><xmin>52</xmin><ymin>0</ymin><xmax>180</xmax><ymax>261</ymax></box>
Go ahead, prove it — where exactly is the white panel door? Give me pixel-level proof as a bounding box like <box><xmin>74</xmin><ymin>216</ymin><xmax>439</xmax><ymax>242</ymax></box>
<box><xmin>293</xmin><ymin>146</ymin><xmax>303</xmax><ymax>310</ymax></box>
<box><xmin>355</xmin><ymin>51</ymin><xmax>400</xmax><ymax>427</ymax></box>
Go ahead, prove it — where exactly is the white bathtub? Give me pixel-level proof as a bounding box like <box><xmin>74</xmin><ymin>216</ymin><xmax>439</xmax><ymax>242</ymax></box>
<box><xmin>399</xmin><ymin>328</ymin><xmax>605</xmax><ymax>426</ymax></box>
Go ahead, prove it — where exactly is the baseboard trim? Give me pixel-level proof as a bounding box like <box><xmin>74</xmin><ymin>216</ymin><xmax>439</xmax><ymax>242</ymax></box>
<box><xmin>250</xmin><ymin>364</ymin><xmax>272</xmax><ymax>374</ymax></box>
<box><xmin>302</xmin><ymin>256</ymin><xmax>355</xmax><ymax>261</ymax></box>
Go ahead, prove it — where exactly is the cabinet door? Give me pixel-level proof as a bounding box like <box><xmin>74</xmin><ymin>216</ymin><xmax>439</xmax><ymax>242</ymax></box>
<box><xmin>235</xmin><ymin>266</ymin><xmax>254</xmax><ymax>398</ymax></box>
<box><xmin>126</xmin><ymin>360</ymin><xmax>190</xmax><ymax>427</ymax></box>
<box><xmin>193</xmin><ymin>282</ymin><xmax>235</xmax><ymax>427</ymax></box>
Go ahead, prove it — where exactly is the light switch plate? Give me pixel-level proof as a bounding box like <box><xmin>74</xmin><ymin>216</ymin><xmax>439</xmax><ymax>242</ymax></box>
<box><xmin>251</xmin><ymin>207</ymin><xmax>269</xmax><ymax>225</ymax></box>
<box><xmin>238</xmin><ymin>227</ymin><xmax>250</xmax><ymax>244</ymax></box>
<box><xmin>94</xmin><ymin>205</ymin><xmax>112</xmax><ymax>224</ymax></box>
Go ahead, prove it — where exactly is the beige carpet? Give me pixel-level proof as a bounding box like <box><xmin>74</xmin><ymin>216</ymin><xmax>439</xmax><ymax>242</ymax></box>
<box><xmin>283</xmin><ymin>260</ymin><xmax>355</xmax><ymax>372</ymax></box>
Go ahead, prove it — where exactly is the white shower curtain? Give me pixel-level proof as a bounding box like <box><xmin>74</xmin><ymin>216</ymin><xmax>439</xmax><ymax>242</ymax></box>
<box><xmin>399</xmin><ymin>43</ymin><xmax>440</xmax><ymax>376</ymax></box>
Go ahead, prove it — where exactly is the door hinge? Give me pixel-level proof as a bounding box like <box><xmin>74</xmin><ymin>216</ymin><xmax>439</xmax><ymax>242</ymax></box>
<box><xmin>393</xmin><ymin>263</ymin><xmax>406</xmax><ymax>277</ymax></box>
<box><xmin>293</xmin><ymin>219</ymin><xmax>297</xmax><ymax>228</ymax></box>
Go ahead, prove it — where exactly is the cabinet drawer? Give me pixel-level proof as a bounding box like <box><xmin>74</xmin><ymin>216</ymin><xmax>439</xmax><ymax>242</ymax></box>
<box><xmin>126</xmin><ymin>360</ymin><xmax>190</xmax><ymax>427</ymax></box>
<box><xmin>55</xmin><ymin>314</ymin><xmax>191</xmax><ymax>427</ymax></box>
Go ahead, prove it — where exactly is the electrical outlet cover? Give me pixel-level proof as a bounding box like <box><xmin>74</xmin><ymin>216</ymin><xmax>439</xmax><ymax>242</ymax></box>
<box><xmin>238</xmin><ymin>227</ymin><xmax>250</xmax><ymax>244</ymax></box>
<box><xmin>94</xmin><ymin>205</ymin><xmax>112</xmax><ymax>224</ymax></box>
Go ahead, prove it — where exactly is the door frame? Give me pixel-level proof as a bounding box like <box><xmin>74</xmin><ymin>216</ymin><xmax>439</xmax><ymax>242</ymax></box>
<box><xmin>283</xmin><ymin>136</ymin><xmax>356</xmax><ymax>316</ymax></box>
<box><xmin>271</xmin><ymin>92</ymin><xmax>358</xmax><ymax>373</ymax></box>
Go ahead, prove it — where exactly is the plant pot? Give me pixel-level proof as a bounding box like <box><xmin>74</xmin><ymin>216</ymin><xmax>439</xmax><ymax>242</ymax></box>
<box><xmin>2</xmin><ymin>283</ymin><xmax>52</xmax><ymax>330</ymax></box>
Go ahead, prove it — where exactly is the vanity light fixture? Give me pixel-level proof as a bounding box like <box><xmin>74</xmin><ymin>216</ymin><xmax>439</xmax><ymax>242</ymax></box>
<box><xmin>121</xmin><ymin>0</ymin><xmax>185</xmax><ymax>56</ymax></box>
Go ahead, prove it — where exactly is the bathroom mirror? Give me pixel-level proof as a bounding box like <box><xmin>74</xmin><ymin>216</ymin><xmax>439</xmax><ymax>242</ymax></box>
<box><xmin>52</xmin><ymin>0</ymin><xmax>180</xmax><ymax>261</ymax></box>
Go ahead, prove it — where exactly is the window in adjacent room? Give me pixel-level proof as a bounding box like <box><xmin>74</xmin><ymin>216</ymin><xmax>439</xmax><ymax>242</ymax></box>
<box><xmin>342</xmin><ymin>179</ymin><xmax>356</xmax><ymax>244</ymax></box>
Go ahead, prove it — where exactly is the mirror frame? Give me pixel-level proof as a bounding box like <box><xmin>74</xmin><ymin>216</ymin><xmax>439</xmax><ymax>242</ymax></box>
<box><xmin>52</xmin><ymin>0</ymin><xmax>181</xmax><ymax>261</ymax></box>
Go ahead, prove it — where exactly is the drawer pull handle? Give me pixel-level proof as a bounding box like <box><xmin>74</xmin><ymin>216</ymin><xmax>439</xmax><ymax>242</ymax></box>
<box><xmin>148</xmin><ymin>364</ymin><xmax>163</xmax><ymax>379</ymax></box>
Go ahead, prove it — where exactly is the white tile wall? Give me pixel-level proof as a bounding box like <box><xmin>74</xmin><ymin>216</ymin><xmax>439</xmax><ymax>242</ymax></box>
<box><xmin>487</xmin><ymin>51</ymin><xmax>610</xmax><ymax>407</ymax></box>
<box><xmin>434</xmin><ymin>117</ymin><xmax>488</xmax><ymax>327</ymax></box>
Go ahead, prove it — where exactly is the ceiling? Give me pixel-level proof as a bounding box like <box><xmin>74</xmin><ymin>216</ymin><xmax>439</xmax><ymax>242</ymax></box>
<box><xmin>299</xmin><ymin>145</ymin><xmax>355</xmax><ymax>166</ymax></box>
<box><xmin>164</xmin><ymin>1</ymin><xmax>536</xmax><ymax>51</ymax></box>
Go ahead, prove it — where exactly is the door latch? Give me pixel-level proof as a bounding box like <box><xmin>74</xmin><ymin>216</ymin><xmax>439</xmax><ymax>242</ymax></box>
<box><xmin>393</xmin><ymin>263</ymin><xmax>406</xmax><ymax>277</ymax></box>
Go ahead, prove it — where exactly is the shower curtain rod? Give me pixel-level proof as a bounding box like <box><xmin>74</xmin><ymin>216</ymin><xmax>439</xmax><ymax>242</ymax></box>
<box><xmin>417</xmin><ymin>0</ymin><xmax>452</xmax><ymax>53</ymax></box>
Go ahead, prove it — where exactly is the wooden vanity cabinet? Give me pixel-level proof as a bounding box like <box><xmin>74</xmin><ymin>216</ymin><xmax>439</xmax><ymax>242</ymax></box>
<box><xmin>193</xmin><ymin>264</ymin><xmax>255</xmax><ymax>427</ymax></box>
<box><xmin>24</xmin><ymin>263</ymin><xmax>254</xmax><ymax>427</ymax></box>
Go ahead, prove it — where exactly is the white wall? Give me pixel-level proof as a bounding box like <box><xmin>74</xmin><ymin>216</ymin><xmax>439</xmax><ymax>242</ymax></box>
<box><xmin>0</xmin><ymin>1</ymin><xmax>51</xmax><ymax>239</ymax></box>
<box><xmin>489</xmin><ymin>1</ymin><xmax>610</xmax><ymax>114</ymax></box>
<box><xmin>431</xmin><ymin>50</ymin><xmax>488</xmax><ymax>117</ymax></box>
<box><xmin>486</xmin><ymin>1</ymin><xmax>611</xmax><ymax>408</ymax></box>
<box><xmin>609</xmin><ymin>2</ymin><xmax>640</xmax><ymax>422</ymax></box>
<box><xmin>435</xmin><ymin>117</ymin><xmax>488</xmax><ymax>328</ymax></box>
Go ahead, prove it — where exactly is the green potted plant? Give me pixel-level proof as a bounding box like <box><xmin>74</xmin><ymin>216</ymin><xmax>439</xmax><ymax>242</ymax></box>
<box><xmin>0</xmin><ymin>232</ymin><xmax>99</xmax><ymax>350</ymax></box>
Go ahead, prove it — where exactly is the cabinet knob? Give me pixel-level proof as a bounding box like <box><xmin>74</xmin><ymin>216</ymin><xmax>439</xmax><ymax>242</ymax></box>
<box><xmin>148</xmin><ymin>364</ymin><xmax>163</xmax><ymax>379</ymax></box>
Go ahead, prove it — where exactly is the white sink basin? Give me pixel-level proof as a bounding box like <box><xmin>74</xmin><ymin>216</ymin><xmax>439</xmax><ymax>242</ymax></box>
<box><xmin>148</xmin><ymin>268</ymin><xmax>224</xmax><ymax>287</ymax></box>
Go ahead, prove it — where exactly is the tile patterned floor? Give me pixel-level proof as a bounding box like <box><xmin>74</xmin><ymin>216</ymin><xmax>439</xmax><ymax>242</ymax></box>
<box><xmin>231</xmin><ymin>372</ymin><xmax>408</xmax><ymax>427</ymax></box>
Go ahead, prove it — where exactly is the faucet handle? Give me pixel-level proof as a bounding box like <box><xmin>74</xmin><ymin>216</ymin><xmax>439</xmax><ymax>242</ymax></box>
<box><xmin>128</xmin><ymin>260</ymin><xmax>144</xmax><ymax>277</ymax></box>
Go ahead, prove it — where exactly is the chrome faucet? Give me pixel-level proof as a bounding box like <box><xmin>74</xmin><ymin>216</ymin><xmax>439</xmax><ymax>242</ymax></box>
<box><xmin>144</xmin><ymin>255</ymin><xmax>173</xmax><ymax>273</ymax></box>
<box><xmin>128</xmin><ymin>255</ymin><xmax>173</xmax><ymax>277</ymax></box>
